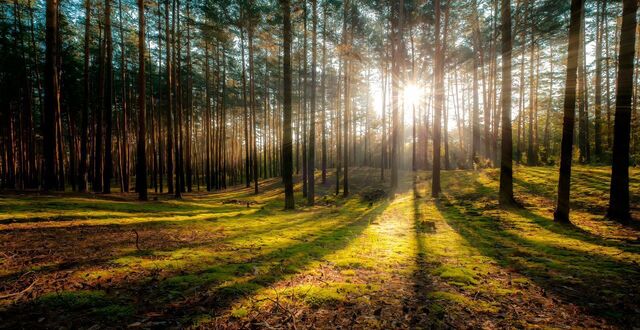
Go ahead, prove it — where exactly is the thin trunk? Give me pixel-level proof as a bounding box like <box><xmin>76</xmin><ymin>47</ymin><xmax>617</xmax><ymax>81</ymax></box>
<box><xmin>432</xmin><ymin>0</ymin><xmax>443</xmax><ymax>196</ymax></box>
<box><xmin>136</xmin><ymin>0</ymin><xmax>147</xmax><ymax>200</ymax></box>
<box><xmin>594</xmin><ymin>0</ymin><xmax>604</xmax><ymax>160</ymax></box>
<box><xmin>307</xmin><ymin>0</ymin><xmax>317</xmax><ymax>205</ymax></box>
<box><xmin>103</xmin><ymin>0</ymin><xmax>113</xmax><ymax>194</ymax></box>
<box><xmin>342</xmin><ymin>0</ymin><xmax>351</xmax><ymax>196</ymax></box>
<box><xmin>281</xmin><ymin>0</ymin><xmax>294</xmax><ymax>209</ymax></box>
<box><xmin>554</xmin><ymin>0</ymin><xmax>583</xmax><ymax>222</ymax></box>
<box><xmin>79</xmin><ymin>0</ymin><xmax>91</xmax><ymax>191</ymax></box>
<box><xmin>321</xmin><ymin>3</ymin><xmax>327</xmax><ymax>184</ymax></box>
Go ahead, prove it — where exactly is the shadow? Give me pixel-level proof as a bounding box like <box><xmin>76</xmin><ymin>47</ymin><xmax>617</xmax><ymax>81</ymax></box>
<box><xmin>435</xmin><ymin>192</ymin><xmax>640</xmax><ymax>327</ymax></box>
<box><xmin>0</xmin><ymin>204</ymin><xmax>333</xmax><ymax>284</ymax></box>
<box><xmin>409</xmin><ymin>176</ymin><xmax>442</xmax><ymax>328</ymax></box>
<box><xmin>0</xmin><ymin>193</ymin><xmax>390</xmax><ymax>328</ymax></box>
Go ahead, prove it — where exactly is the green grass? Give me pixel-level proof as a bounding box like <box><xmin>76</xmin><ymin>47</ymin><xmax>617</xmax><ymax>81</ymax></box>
<box><xmin>0</xmin><ymin>166</ymin><xmax>638</xmax><ymax>328</ymax></box>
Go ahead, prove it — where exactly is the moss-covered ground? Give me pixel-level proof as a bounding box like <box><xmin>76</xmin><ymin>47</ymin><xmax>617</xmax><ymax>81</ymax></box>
<box><xmin>0</xmin><ymin>166</ymin><xmax>638</xmax><ymax>328</ymax></box>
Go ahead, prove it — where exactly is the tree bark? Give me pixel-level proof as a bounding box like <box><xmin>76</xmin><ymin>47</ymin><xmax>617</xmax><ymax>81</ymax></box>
<box><xmin>281</xmin><ymin>0</ymin><xmax>294</xmax><ymax>209</ymax></box>
<box><xmin>432</xmin><ymin>0</ymin><xmax>444</xmax><ymax>197</ymax></box>
<box><xmin>44</xmin><ymin>0</ymin><xmax>61</xmax><ymax>190</ymax></box>
<box><xmin>607</xmin><ymin>0</ymin><xmax>638</xmax><ymax>223</ymax></box>
<box><xmin>136</xmin><ymin>0</ymin><xmax>147</xmax><ymax>200</ymax></box>
<box><xmin>308</xmin><ymin>0</ymin><xmax>317</xmax><ymax>205</ymax></box>
<box><xmin>499</xmin><ymin>0</ymin><xmax>515</xmax><ymax>206</ymax></box>
<box><xmin>554</xmin><ymin>0</ymin><xmax>583</xmax><ymax>223</ymax></box>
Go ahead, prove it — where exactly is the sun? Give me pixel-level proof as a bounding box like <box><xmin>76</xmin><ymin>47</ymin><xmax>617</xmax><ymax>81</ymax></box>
<box><xmin>403</xmin><ymin>83</ymin><xmax>423</xmax><ymax>106</ymax></box>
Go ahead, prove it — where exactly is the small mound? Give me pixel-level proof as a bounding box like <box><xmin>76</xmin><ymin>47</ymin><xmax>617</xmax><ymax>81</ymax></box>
<box><xmin>359</xmin><ymin>187</ymin><xmax>388</xmax><ymax>203</ymax></box>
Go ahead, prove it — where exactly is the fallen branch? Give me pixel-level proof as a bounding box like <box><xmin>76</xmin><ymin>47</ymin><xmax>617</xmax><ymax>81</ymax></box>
<box><xmin>0</xmin><ymin>279</ymin><xmax>38</xmax><ymax>300</ymax></box>
<box><xmin>133</xmin><ymin>230</ymin><xmax>141</xmax><ymax>250</ymax></box>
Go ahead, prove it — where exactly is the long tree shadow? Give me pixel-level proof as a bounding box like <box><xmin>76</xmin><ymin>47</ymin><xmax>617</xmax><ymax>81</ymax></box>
<box><xmin>465</xmin><ymin>170</ymin><xmax>640</xmax><ymax>249</ymax></box>
<box><xmin>409</xmin><ymin>177</ymin><xmax>446</xmax><ymax>328</ymax></box>
<box><xmin>0</xmin><ymin>204</ymin><xmax>344</xmax><ymax>287</ymax></box>
<box><xmin>435</xmin><ymin>194</ymin><xmax>640</xmax><ymax>327</ymax></box>
<box><xmin>0</xmin><ymin>198</ymin><xmax>391</xmax><ymax>328</ymax></box>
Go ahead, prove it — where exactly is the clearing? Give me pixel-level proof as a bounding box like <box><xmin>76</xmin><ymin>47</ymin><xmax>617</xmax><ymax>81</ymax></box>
<box><xmin>0</xmin><ymin>166</ymin><xmax>639</xmax><ymax>329</ymax></box>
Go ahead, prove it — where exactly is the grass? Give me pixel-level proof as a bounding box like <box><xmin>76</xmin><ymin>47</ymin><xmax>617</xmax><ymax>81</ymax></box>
<box><xmin>0</xmin><ymin>166</ymin><xmax>638</xmax><ymax>328</ymax></box>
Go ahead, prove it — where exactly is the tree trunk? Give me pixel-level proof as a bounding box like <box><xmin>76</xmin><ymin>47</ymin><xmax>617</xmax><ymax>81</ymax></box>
<box><xmin>79</xmin><ymin>0</ymin><xmax>90</xmax><ymax>192</ymax></box>
<box><xmin>136</xmin><ymin>0</ymin><xmax>147</xmax><ymax>200</ymax></box>
<box><xmin>44</xmin><ymin>0</ymin><xmax>60</xmax><ymax>191</ymax></box>
<box><xmin>248</xmin><ymin>9</ymin><xmax>258</xmax><ymax>195</ymax></box>
<box><xmin>594</xmin><ymin>0</ymin><xmax>604</xmax><ymax>160</ymax></box>
<box><xmin>321</xmin><ymin>3</ymin><xmax>327</xmax><ymax>184</ymax></box>
<box><xmin>103</xmin><ymin>0</ymin><xmax>113</xmax><ymax>194</ymax></box>
<box><xmin>554</xmin><ymin>0</ymin><xmax>583</xmax><ymax>223</ymax></box>
<box><xmin>165</xmin><ymin>0</ymin><xmax>173</xmax><ymax>194</ymax></box>
<box><xmin>432</xmin><ymin>0</ymin><xmax>444</xmax><ymax>197</ymax></box>
<box><xmin>118</xmin><ymin>0</ymin><xmax>128</xmax><ymax>192</ymax></box>
<box><xmin>241</xmin><ymin>26</ymin><xmax>250</xmax><ymax>188</ymax></box>
<box><xmin>307</xmin><ymin>0</ymin><xmax>317</xmax><ymax>205</ymax></box>
<box><xmin>499</xmin><ymin>0</ymin><xmax>515</xmax><ymax>206</ymax></box>
<box><xmin>281</xmin><ymin>0</ymin><xmax>294</xmax><ymax>209</ymax></box>
<box><xmin>607</xmin><ymin>0</ymin><xmax>638</xmax><ymax>223</ymax></box>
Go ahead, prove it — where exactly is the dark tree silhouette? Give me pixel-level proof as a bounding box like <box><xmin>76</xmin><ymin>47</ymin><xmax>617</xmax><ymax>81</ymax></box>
<box><xmin>281</xmin><ymin>0</ymin><xmax>294</xmax><ymax>210</ymax></box>
<box><xmin>499</xmin><ymin>0</ymin><xmax>515</xmax><ymax>206</ymax></box>
<box><xmin>43</xmin><ymin>0</ymin><xmax>60</xmax><ymax>191</ymax></box>
<box><xmin>554</xmin><ymin>0</ymin><xmax>583</xmax><ymax>223</ymax></box>
<box><xmin>607</xmin><ymin>0</ymin><xmax>638</xmax><ymax>224</ymax></box>
<box><xmin>136</xmin><ymin>0</ymin><xmax>147</xmax><ymax>201</ymax></box>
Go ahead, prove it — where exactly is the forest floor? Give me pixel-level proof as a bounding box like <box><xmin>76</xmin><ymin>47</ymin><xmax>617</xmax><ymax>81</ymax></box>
<box><xmin>0</xmin><ymin>166</ymin><xmax>639</xmax><ymax>329</ymax></box>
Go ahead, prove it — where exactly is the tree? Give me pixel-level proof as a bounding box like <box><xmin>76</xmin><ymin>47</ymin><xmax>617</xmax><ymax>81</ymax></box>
<box><xmin>498</xmin><ymin>0</ymin><xmax>515</xmax><ymax>206</ymax></box>
<box><xmin>103</xmin><ymin>0</ymin><xmax>114</xmax><ymax>194</ymax></box>
<box><xmin>118</xmin><ymin>0</ymin><xmax>129</xmax><ymax>192</ymax></box>
<box><xmin>165</xmin><ymin>0</ymin><xmax>174</xmax><ymax>195</ymax></box>
<box><xmin>307</xmin><ymin>0</ymin><xmax>317</xmax><ymax>205</ymax></box>
<box><xmin>43</xmin><ymin>0</ymin><xmax>60</xmax><ymax>191</ymax></box>
<box><xmin>281</xmin><ymin>0</ymin><xmax>294</xmax><ymax>210</ymax></box>
<box><xmin>320</xmin><ymin>2</ymin><xmax>327</xmax><ymax>185</ymax></box>
<box><xmin>471</xmin><ymin>0</ymin><xmax>481</xmax><ymax>166</ymax></box>
<box><xmin>342</xmin><ymin>0</ymin><xmax>350</xmax><ymax>197</ymax></box>
<box><xmin>432</xmin><ymin>0</ymin><xmax>443</xmax><ymax>197</ymax></box>
<box><xmin>79</xmin><ymin>0</ymin><xmax>91</xmax><ymax>192</ymax></box>
<box><xmin>593</xmin><ymin>0</ymin><xmax>604</xmax><ymax>160</ymax></box>
<box><xmin>554</xmin><ymin>0</ymin><xmax>583</xmax><ymax>223</ymax></box>
<box><xmin>136</xmin><ymin>0</ymin><xmax>147</xmax><ymax>201</ymax></box>
<box><xmin>607</xmin><ymin>0</ymin><xmax>638</xmax><ymax>224</ymax></box>
<box><xmin>248</xmin><ymin>0</ymin><xmax>258</xmax><ymax>195</ymax></box>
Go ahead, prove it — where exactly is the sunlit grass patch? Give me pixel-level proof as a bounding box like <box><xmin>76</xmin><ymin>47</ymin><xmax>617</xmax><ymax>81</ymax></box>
<box><xmin>288</xmin><ymin>282</ymin><xmax>374</xmax><ymax>307</ymax></box>
<box><xmin>428</xmin><ymin>291</ymin><xmax>500</xmax><ymax>314</ymax></box>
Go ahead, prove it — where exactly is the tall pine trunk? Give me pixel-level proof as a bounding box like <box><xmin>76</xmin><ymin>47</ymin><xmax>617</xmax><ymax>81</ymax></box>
<box><xmin>498</xmin><ymin>0</ymin><xmax>515</xmax><ymax>205</ymax></box>
<box><xmin>136</xmin><ymin>0</ymin><xmax>147</xmax><ymax>200</ymax></box>
<box><xmin>44</xmin><ymin>0</ymin><xmax>60</xmax><ymax>191</ymax></box>
<box><xmin>432</xmin><ymin>0</ymin><xmax>443</xmax><ymax>197</ymax></box>
<box><xmin>554</xmin><ymin>0</ymin><xmax>583</xmax><ymax>223</ymax></box>
<box><xmin>607</xmin><ymin>0</ymin><xmax>638</xmax><ymax>223</ymax></box>
<box><xmin>103</xmin><ymin>0</ymin><xmax>113</xmax><ymax>194</ymax></box>
<box><xmin>307</xmin><ymin>0</ymin><xmax>317</xmax><ymax>205</ymax></box>
<box><xmin>281</xmin><ymin>0</ymin><xmax>294</xmax><ymax>210</ymax></box>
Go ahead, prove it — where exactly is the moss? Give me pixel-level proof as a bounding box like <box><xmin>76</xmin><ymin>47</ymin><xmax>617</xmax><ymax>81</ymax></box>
<box><xmin>37</xmin><ymin>290</ymin><xmax>110</xmax><ymax>309</ymax></box>
<box><xmin>3</xmin><ymin>167</ymin><xmax>639</xmax><ymax>328</ymax></box>
<box><xmin>230</xmin><ymin>307</ymin><xmax>249</xmax><ymax>319</ymax></box>
<box><xmin>36</xmin><ymin>290</ymin><xmax>134</xmax><ymax>321</ymax></box>
<box><xmin>433</xmin><ymin>266</ymin><xmax>478</xmax><ymax>286</ymax></box>
<box><xmin>93</xmin><ymin>304</ymin><xmax>136</xmax><ymax>320</ymax></box>
<box><xmin>290</xmin><ymin>283</ymin><xmax>373</xmax><ymax>308</ymax></box>
<box><xmin>340</xmin><ymin>269</ymin><xmax>356</xmax><ymax>276</ymax></box>
<box><xmin>427</xmin><ymin>291</ymin><xmax>499</xmax><ymax>314</ymax></box>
